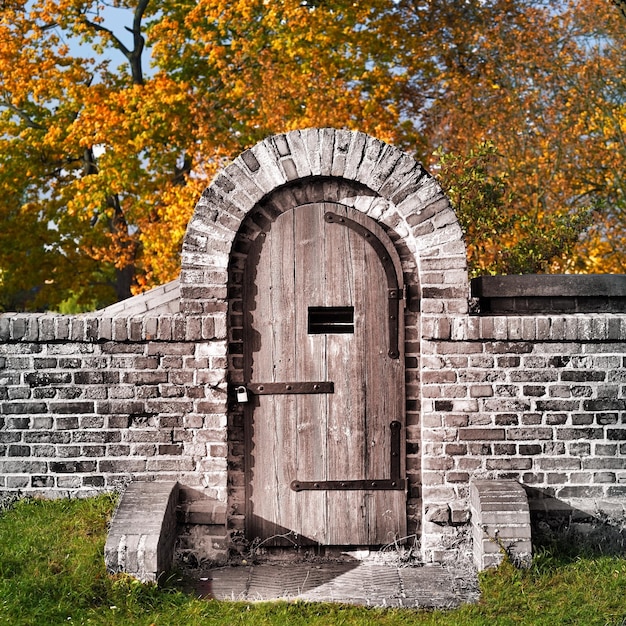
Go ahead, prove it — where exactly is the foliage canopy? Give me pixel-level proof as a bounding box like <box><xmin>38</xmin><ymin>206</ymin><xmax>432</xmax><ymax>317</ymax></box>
<box><xmin>1</xmin><ymin>0</ymin><xmax>625</xmax><ymax>310</ymax></box>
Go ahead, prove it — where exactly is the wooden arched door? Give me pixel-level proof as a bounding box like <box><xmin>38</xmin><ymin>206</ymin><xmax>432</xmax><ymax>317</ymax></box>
<box><xmin>242</xmin><ymin>202</ymin><xmax>406</xmax><ymax>545</ymax></box>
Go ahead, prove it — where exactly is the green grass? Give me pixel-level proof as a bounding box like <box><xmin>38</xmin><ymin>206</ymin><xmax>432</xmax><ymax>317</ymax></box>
<box><xmin>0</xmin><ymin>495</ymin><xmax>625</xmax><ymax>625</ymax></box>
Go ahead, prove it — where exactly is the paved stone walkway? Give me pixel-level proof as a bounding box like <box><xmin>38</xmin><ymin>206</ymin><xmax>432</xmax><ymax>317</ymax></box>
<box><xmin>185</xmin><ymin>562</ymin><xmax>479</xmax><ymax>609</ymax></box>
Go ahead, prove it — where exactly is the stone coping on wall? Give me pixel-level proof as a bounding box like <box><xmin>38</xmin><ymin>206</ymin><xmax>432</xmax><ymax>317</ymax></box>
<box><xmin>105</xmin><ymin>481</ymin><xmax>180</xmax><ymax>582</ymax></box>
<box><xmin>472</xmin><ymin>275</ymin><xmax>626</xmax><ymax>314</ymax></box>
<box><xmin>470</xmin><ymin>480</ymin><xmax>532</xmax><ymax>571</ymax></box>
<box><xmin>90</xmin><ymin>279</ymin><xmax>181</xmax><ymax>318</ymax></box>
<box><xmin>424</xmin><ymin>312</ymin><xmax>626</xmax><ymax>343</ymax></box>
<box><xmin>0</xmin><ymin>310</ymin><xmax>225</xmax><ymax>344</ymax></box>
<box><xmin>3</xmin><ymin>309</ymin><xmax>626</xmax><ymax>345</ymax></box>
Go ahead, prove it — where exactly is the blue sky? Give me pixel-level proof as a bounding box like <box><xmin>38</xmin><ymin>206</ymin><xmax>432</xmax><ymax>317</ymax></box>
<box><xmin>59</xmin><ymin>3</ymin><xmax>143</xmax><ymax>69</ymax></box>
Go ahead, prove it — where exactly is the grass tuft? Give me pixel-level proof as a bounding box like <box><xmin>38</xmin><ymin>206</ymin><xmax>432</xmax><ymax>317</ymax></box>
<box><xmin>0</xmin><ymin>495</ymin><xmax>625</xmax><ymax>625</ymax></box>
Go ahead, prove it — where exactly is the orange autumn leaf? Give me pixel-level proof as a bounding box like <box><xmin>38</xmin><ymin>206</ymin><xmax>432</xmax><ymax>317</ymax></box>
<box><xmin>1</xmin><ymin>0</ymin><xmax>626</xmax><ymax>310</ymax></box>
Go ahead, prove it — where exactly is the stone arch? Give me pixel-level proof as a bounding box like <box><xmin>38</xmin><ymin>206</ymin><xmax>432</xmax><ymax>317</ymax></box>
<box><xmin>181</xmin><ymin>128</ymin><xmax>468</xmax><ymax>314</ymax></box>
<box><xmin>180</xmin><ymin>128</ymin><xmax>469</xmax><ymax>548</ymax></box>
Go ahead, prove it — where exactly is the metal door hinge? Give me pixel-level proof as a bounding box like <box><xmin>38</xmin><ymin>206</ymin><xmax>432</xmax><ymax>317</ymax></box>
<box><xmin>290</xmin><ymin>421</ymin><xmax>405</xmax><ymax>492</ymax></box>
<box><xmin>324</xmin><ymin>211</ymin><xmax>402</xmax><ymax>359</ymax></box>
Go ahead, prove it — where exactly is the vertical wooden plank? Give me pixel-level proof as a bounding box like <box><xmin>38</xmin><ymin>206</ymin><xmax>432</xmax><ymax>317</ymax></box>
<box><xmin>356</xmin><ymin>209</ymin><xmax>406</xmax><ymax>544</ymax></box>
<box><xmin>322</xmin><ymin>203</ymin><xmax>367</xmax><ymax>544</ymax></box>
<box><xmin>268</xmin><ymin>210</ymin><xmax>300</xmax><ymax>541</ymax></box>
<box><xmin>293</xmin><ymin>205</ymin><xmax>328</xmax><ymax>543</ymax></box>
<box><xmin>246</xmin><ymin>210</ymin><xmax>299</xmax><ymax>541</ymax></box>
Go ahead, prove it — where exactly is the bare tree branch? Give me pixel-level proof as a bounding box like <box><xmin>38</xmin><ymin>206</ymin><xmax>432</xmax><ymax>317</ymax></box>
<box><xmin>80</xmin><ymin>0</ymin><xmax>150</xmax><ymax>85</ymax></box>
<box><xmin>0</xmin><ymin>99</ymin><xmax>46</xmax><ymax>130</ymax></box>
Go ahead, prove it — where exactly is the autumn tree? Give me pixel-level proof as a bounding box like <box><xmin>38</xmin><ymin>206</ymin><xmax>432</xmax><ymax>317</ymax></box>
<box><xmin>0</xmin><ymin>0</ymin><xmax>408</xmax><ymax>311</ymax></box>
<box><xmin>612</xmin><ymin>0</ymin><xmax>626</xmax><ymax>19</ymax></box>
<box><xmin>1</xmin><ymin>0</ymin><xmax>626</xmax><ymax>311</ymax></box>
<box><xmin>396</xmin><ymin>0</ymin><xmax>626</xmax><ymax>275</ymax></box>
<box><xmin>435</xmin><ymin>142</ymin><xmax>593</xmax><ymax>276</ymax></box>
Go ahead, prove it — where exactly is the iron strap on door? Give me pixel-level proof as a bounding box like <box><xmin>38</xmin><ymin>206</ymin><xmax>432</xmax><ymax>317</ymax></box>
<box><xmin>323</xmin><ymin>212</ymin><xmax>402</xmax><ymax>359</ymax></box>
<box><xmin>290</xmin><ymin>421</ymin><xmax>406</xmax><ymax>491</ymax></box>
<box><xmin>238</xmin><ymin>382</ymin><xmax>334</xmax><ymax>397</ymax></box>
<box><xmin>235</xmin><ymin>382</ymin><xmax>334</xmax><ymax>402</ymax></box>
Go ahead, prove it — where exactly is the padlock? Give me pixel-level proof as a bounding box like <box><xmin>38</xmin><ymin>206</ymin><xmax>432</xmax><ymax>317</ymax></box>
<box><xmin>235</xmin><ymin>386</ymin><xmax>249</xmax><ymax>403</ymax></box>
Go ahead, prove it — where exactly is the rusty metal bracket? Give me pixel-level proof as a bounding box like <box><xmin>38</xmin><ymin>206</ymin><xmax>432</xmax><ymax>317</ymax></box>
<box><xmin>290</xmin><ymin>421</ymin><xmax>405</xmax><ymax>491</ymax></box>
<box><xmin>247</xmin><ymin>382</ymin><xmax>334</xmax><ymax>395</ymax></box>
<box><xmin>324</xmin><ymin>212</ymin><xmax>401</xmax><ymax>359</ymax></box>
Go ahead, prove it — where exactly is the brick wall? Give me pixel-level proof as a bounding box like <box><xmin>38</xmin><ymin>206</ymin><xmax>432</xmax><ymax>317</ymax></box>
<box><xmin>2</xmin><ymin>128</ymin><xmax>625</xmax><ymax>565</ymax></box>
<box><xmin>420</xmin><ymin>312</ymin><xmax>626</xmax><ymax>560</ymax></box>
<box><xmin>0</xmin><ymin>309</ymin><xmax>228</xmax><ymax>499</ymax></box>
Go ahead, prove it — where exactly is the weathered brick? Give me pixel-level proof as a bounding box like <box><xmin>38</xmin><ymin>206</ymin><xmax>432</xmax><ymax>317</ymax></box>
<box><xmin>519</xmin><ymin>444</ymin><xmax>542</xmax><ymax>455</ymax></box>
<box><xmin>495</xmin><ymin>414</ymin><xmax>519</xmax><ymax>426</ymax></box>
<box><xmin>593</xmin><ymin>472</ymin><xmax>616</xmax><ymax>483</ymax></box>
<box><xmin>595</xmin><ymin>443</ymin><xmax>618</xmax><ymax>456</ymax></box>
<box><xmin>5</xmin><ymin>475</ymin><xmax>29</xmax><ymax>488</ymax></box>
<box><xmin>2</xmin><ymin>402</ymin><xmax>46</xmax><ymax>414</ymax></box>
<box><xmin>493</xmin><ymin>444</ymin><xmax>516</xmax><ymax>455</ymax></box>
<box><xmin>55</xmin><ymin>417</ymin><xmax>79</xmax><ymax>430</ymax></box>
<box><xmin>583</xmin><ymin>399</ymin><xmax>626</xmax><ymax>411</ymax></box>
<box><xmin>508</xmin><ymin>428</ymin><xmax>553</xmax><ymax>440</ymax></box>
<box><xmin>510</xmin><ymin>370</ymin><xmax>559</xmax><ymax>383</ymax></box>
<box><xmin>99</xmin><ymin>401</ymin><xmax>147</xmax><ymax>415</ymax></box>
<box><xmin>57</xmin><ymin>476</ymin><xmax>82</xmax><ymax>489</ymax></box>
<box><xmin>24</xmin><ymin>431</ymin><xmax>70</xmax><ymax>444</ymax></box>
<box><xmin>8</xmin><ymin>387</ymin><xmax>30</xmax><ymax>400</ymax></box>
<box><xmin>557</xmin><ymin>486</ymin><xmax>604</xmax><ymax>499</ymax></box>
<box><xmin>25</xmin><ymin>372</ymin><xmax>72</xmax><ymax>387</ymax></box>
<box><xmin>31</xmin><ymin>476</ymin><xmax>55</xmax><ymax>488</ymax></box>
<box><xmin>31</xmin><ymin>445</ymin><xmax>55</xmax><ymax>457</ymax></box>
<box><xmin>73</xmin><ymin>371</ymin><xmax>105</xmax><ymax>385</ymax></box>
<box><xmin>561</xmin><ymin>370</ymin><xmax>606</xmax><ymax>382</ymax></box>
<box><xmin>535</xmin><ymin>398</ymin><xmax>581</xmax><ymax>412</ymax></box>
<box><xmin>459</xmin><ymin>428</ymin><xmax>505</xmax><ymax>441</ymax></box>
<box><xmin>81</xmin><ymin>445</ymin><xmax>106</xmax><ymax>457</ymax></box>
<box><xmin>122</xmin><ymin>371</ymin><xmax>168</xmax><ymax>385</ymax></box>
<box><xmin>6</xmin><ymin>417</ymin><xmax>30</xmax><ymax>429</ymax></box>
<box><xmin>486</xmin><ymin>458</ymin><xmax>532</xmax><ymax>471</ymax></box>
<box><xmin>423</xmin><ymin>457</ymin><xmax>454</xmax><ymax>471</ymax></box>
<box><xmin>83</xmin><ymin>475</ymin><xmax>105</xmax><ymax>487</ymax></box>
<box><xmin>538</xmin><ymin>457</ymin><xmax>581</xmax><ymax>470</ymax></box>
<box><xmin>49</xmin><ymin>401</ymin><xmax>94</xmax><ymax>414</ymax></box>
<box><xmin>158</xmin><ymin>444</ymin><xmax>183</xmax><ymax>455</ymax></box>
<box><xmin>546</xmin><ymin>414</ymin><xmax>569</xmax><ymax>425</ymax></box>
<box><xmin>445</xmin><ymin>443</ymin><xmax>467</xmax><ymax>455</ymax></box>
<box><xmin>98</xmin><ymin>459</ymin><xmax>147</xmax><ymax>472</ymax></box>
<box><xmin>7</xmin><ymin>445</ymin><xmax>30</xmax><ymax>457</ymax></box>
<box><xmin>596</xmin><ymin>413</ymin><xmax>619</xmax><ymax>425</ymax></box>
<box><xmin>49</xmin><ymin>461</ymin><xmax>97</xmax><ymax>473</ymax></box>
<box><xmin>446</xmin><ymin>472</ymin><xmax>470</xmax><ymax>483</ymax></box>
<box><xmin>56</xmin><ymin>445</ymin><xmax>81</xmax><ymax>458</ymax></box>
<box><xmin>0</xmin><ymin>460</ymin><xmax>47</xmax><ymax>473</ymax></box>
<box><xmin>582</xmin><ymin>457</ymin><xmax>626</xmax><ymax>470</ymax></box>
<box><xmin>470</xmin><ymin>385</ymin><xmax>493</xmax><ymax>398</ymax></box>
<box><xmin>607</xmin><ymin>429</ymin><xmax>626</xmax><ymax>441</ymax></box>
<box><xmin>557</xmin><ymin>428</ymin><xmax>604</xmax><ymax>440</ymax></box>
